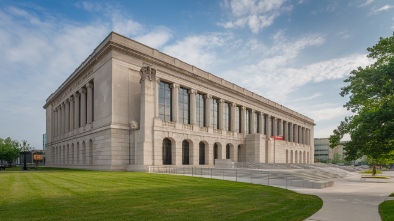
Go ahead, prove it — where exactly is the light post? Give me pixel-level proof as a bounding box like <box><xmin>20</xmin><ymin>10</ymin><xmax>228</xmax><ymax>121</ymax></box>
<box><xmin>22</xmin><ymin>149</ymin><xmax>27</xmax><ymax>171</ymax></box>
<box><xmin>20</xmin><ymin>140</ymin><xmax>30</xmax><ymax>171</ymax></box>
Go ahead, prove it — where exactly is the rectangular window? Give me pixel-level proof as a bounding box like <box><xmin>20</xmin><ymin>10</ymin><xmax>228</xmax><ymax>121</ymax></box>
<box><xmin>159</xmin><ymin>82</ymin><xmax>172</xmax><ymax>121</ymax></box>
<box><xmin>178</xmin><ymin>87</ymin><xmax>190</xmax><ymax>124</ymax></box>
<box><xmin>210</xmin><ymin>98</ymin><xmax>219</xmax><ymax>129</ymax></box>
<box><xmin>264</xmin><ymin>114</ymin><xmax>267</xmax><ymax>135</ymax></box>
<box><xmin>223</xmin><ymin>102</ymin><xmax>230</xmax><ymax>131</ymax></box>
<box><xmin>196</xmin><ymin>93</ymin><xmax>205</xmax><ymax>127</ymax></box>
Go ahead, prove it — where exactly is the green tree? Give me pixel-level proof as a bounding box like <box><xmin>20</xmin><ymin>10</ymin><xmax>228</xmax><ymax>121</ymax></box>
<box><xmin>329</xmin><ymin>33</ymin><xmax>394</xmax><ymax>176</ymax></box>
<box><xmin>0</xmin><ymin>137</ymin><xmax>20</xmax><ymax>165</ymax></box>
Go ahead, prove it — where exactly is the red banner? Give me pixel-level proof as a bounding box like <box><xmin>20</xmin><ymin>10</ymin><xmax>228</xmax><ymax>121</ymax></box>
<box><xmin>271</xmin><ymin>136</ymin><xmax>284</xmax><ymax>140</ymax></box>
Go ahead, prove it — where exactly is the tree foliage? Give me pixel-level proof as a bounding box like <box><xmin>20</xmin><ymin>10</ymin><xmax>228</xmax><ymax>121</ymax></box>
<box><xmin>329</xmin><ymin>33</ymin><xmax>394</xmax><ymax>168</ymax></box>
<box><xmin>0</xmin><ymin>137</ymin><xmax>20</xmax><ymax>165</ymax></box>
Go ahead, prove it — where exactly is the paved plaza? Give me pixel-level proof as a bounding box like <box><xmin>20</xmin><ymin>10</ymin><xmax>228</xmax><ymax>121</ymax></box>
<box><xmin>291</xmin><ymin>171</ymin><xmax>394</xmax><ymax>221</ymax></box>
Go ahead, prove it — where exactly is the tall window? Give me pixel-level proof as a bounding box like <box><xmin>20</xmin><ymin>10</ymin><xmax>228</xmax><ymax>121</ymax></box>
<box><xmin>196</xmin><ymin>93</ymin><xmax>205</xmax><ymax>127</ymax></box>
<box><xmin>211</xmin><ymin>98</ymin><xmax>219</xmax><ymax>129</ymax></box>
<box><xmin>226</xmin><ymin>144</ymin><xmax>230</xmax><ymax>159</ymax></box>
<box><xmin>162</xmin><ymin>138</ymin><xmax>172</xmax><ymax>165</ymax></box>
<box><xmin>254</xmin><ymin>112</ymin><xmax>259</xmax><ymax>133</ymax></box>
<box><xmin>264</xmin><ymin>114</ymin><xmax>267</xmax><ymax>135</ymax></box>
<box><xmin>223</xmin><ymin>102</ymin><xmax>230</xmax><ymax>131</ymax></box>
<box><xmin>178</xmin><ymin>88</ymin><xmax>190</xmax><ymax>124</ymax></box>
<box><xmin>214</xmin><ymin>143</ymin><xmax>218</xmax><ymax>162</ymax></box>
<box><xmin>245</xmin><ymin>109</ymin><xmax>250</xmax><ymax>134</ymax></box>
<box><xmin>182</xmin><ymin>140</ymin><xmax>189</xmax><ymax>165</ymax></box>
<box><xmin>159</xmin><ymin>82</ymin><xmax>172</xmax><ymax>121</ymax></box>
<box><xmin>199</xmin><ymin>142</ymin><xmax>205</xmax><ymax>165</ymax></box>
<box><xmin>277</xmin><ymin>119</ymin><xmax>280</xmax><ymax>135</ymax></box>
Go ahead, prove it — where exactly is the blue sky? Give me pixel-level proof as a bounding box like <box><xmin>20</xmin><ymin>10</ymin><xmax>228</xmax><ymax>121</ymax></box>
<box><xmin>0</xmin><ymin>0</ymin><xmax>393</xmax><ymax>149</ymax></box>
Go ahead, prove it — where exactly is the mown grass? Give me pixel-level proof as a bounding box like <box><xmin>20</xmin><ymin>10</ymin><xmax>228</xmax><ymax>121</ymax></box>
<box><xmin>0</xmin><ymin>169</ymin><xmax>322</xmax><ymax>221</ymax></box>
<box><xmin>379</xmin><ymin>194</ymin><xmax>394</xmax><ymax>221</ymax></box>
<box><xmin>360</xmin><ymin>169</ymin><xmax>382</xmax><ymax>174</ymax></box>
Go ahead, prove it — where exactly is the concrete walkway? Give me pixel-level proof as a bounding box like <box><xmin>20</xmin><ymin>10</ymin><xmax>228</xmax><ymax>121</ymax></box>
<box><xmin>289</xmin><ymin>171</ymin><xmax>394</xmax><ymax>221</ymax></box>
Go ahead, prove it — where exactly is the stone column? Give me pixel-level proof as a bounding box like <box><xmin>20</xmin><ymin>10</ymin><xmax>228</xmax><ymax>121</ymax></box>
<box><xmin>240</xmin><ymin>106</ymin><xmax>246</xmax><ymax>133</ymax></box>
<box><xmin>74</xmin><ymin>92</ymin><xmax>80</xmax><ymax>129</ymax></box>
<box><xmin>155</xmin><ymin>78</ymin><xmax>160</xmax><ymax>118</ymax></box>
<box><xmin>279</xmin><ymin>119</ymin><xmax>283</xmax><ymax>136</ymax></box>
<box><xmin>204</xmin><ymin>94</ymin><xmax>211</xmax><ymax>127</ymax></box>
<box><xmin>189</xmin><ymin>89</ymin><xmax>197</xmax><ymax>125</ymax></box>
<box><xmin>230</xmin><ymin>103</ymin><xmax>236</xmax><ymax>132</ymax></box>
<box><xmin>295</xmin><ymin>125</ymin><xmax>299</xmax><ymax>144</ymax></box>
<box><xmin>79</xmin><ymin>88</ymin><xmax>87</xmax><ymax>127</ymax></box>
<box><xmin>54</xmin><ymin>108</ymin><xmax>58</xmax><ymax>137</ymax></box>
<box><xmin>265</xmin><ymin>114</ymin><xmax>271</xmax><ymax>138</ymax></box>
<box><xmin>58</xmin><ymin>105</ymin><xmax>62</xmax><ymax>136</ymax></box>
<box><xmin>284</xmin><ymin>121</ymin><xmax>288</xmax><ymax>141</ymax></box>
<box><xmin>65</xmin><ymin>99</ymin><xmax>70</xmax><ymax>133</ymax></box>
<box><xmin>258</xmin><ymin>112</ymin><xmax>264</xmax><ymax>134</ymax></box>
<box><xmin>250</xmin><ymin>110</ymin><xmax>255</xmax><ymax>134</ymax></box>
<box><xmin>69</xmin><ymin>96</ymin><xmax>74</xmax><ymax>131</ymax></box>
<box><xmin>272</xmin><ymin>117</ymin><xmax>277</xmax><ymax>136</ymax></box>
<box><xmin>86</xmin><ymin>83</ymin><xmax>93</xmax><ymax>124</ymax></box>
<box><xmin>218</xmin><ymin>99</ymin><xmax>224</xmax><ymax>130</ymax></box>
<box><xmin>171</xmin><ymin>83</ymin><xmax>179</xmax><ymax>122</ymax></box>
<box><xmin>289</xmin><ymin>123</ymin><xmax>293</xmax><ymax>142</ymax></box>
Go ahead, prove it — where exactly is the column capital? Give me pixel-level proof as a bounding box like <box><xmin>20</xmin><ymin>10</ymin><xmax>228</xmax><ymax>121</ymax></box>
<box><xmin>204</xmin><ymin>94</ymin><xmax>212</xmax><ymax>99</ymax></box>
<box><xmin>140</xmin><ymin>66</ymin><xmax>156</xmax><ymax>83</ymax></box>
<box><xmin>189</xmin><ymin>89</ymin><xmax>197</xmax><ymax>95</ymax></box>
<box><xmin>61</xmin><ymin>102</ymin><xmax>65</xmax><ymax>107</ymax></box>
<box><xmin>79</xmin><ymin>88</ymin><xmax>87</xmax><ymax>94</ymax></box>
<box><xmin>74</xmin><ymin>92</ymin><xmax>80</xmax><ymax>98</ymax></box>
<box><xmin>171</xmin><ymin>83</ymin><xmax>180</xmax><ymax>89</ymax></box>
<box><xmin>231</xmin><ymin>102</ymin><xmax>237</xmax><ymax>107</ymax></box>
<box><xmin>156</xmin><ymin>77</ymin><xmax>161</xmax><ymax>84</ymax></box>
<box><xmin>86</xmin><ymin>82</ymin><xmax>93</xmax><ymax>88</ymax></box>
<box><xmin>219</xmin><ymin>98</ymin><xmax>225</xmax><ymax>103</ymax></box>
<box><xmin>69</xmin><ymin>96</ymin><xmax>74</xmax><ymax>102</ymax></box>
<box><xmin>251</xmin><ymin>109</ymin><xmax>255</xmax><ymax>114</ymax></box>
<box><xmin>241</xmin><ymin>106</ymin><xmax>246</xmax><ymax>110</ymax></box>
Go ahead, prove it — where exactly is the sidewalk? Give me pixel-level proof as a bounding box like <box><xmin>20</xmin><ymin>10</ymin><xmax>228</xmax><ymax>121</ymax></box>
<box><xmin>289</xmin><ymin>171</ymin><xmax>394</xmax><ymax>221</ymax></box>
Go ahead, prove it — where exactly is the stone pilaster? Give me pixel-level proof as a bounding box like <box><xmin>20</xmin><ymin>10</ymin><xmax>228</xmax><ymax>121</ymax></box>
<box><xmin>69</xmin><ymin>96</ymin><xmax>74</xmax><ymax>131</ymax></box>
<box><xmin>272</xmin><ymin>117</ymin><xmax>277</xmax><ymax>136</ymax></box>
<box><xmin>250</xmin><ymin>110</ymin><xmax>255</xmax><ymax>134</ymax></box>
<box><xmin>284</xmin><ymin>121</ymin><xmax>288</xmax><ymax>141</ymax></box>
<box><xmin>204</xmin><ymin>94</ymin><xmax>211</xmax><ymax>127</ymax></box>
<box><xmin>265</xmin><ymin>114</ymin><xmax>271</xmax><ymax>138</ymax></box>
<box><xmin>79</xmin><ymin>88</ymin><xmax>87</xmax><ymax>127</ymax></box>
<box><xmin>155</xmin><ymin>78</ymin><xmax>160</xmax><ymax>118</ymax></box>
<box><xmin>171</xmin><ymin>83</ymin><xmax>179</xmax><ymax>122</ymax></box>
<box><xmin>86</xmin><ymin>83</ymin><xmax>93</xmax><ymax>124</ymax></box>
<box><xmin>189</xmin><ymin>89</ymin><xmax>197</xmax><ymax>125</ymax></box>
<box><xmin>258</xmin><ymin>112</ymin><xmax>264</xmax><ymax>134</ymax></box>
<box><xmin>278</xmin><ymin>119</ymin><xmax>283</xmax><ymax>136</ymax></box>
<box><xmin>54</xmin><ymin>108</ymin><xmax>58</xmax><ymax>137</ymax></box>
<box><xmin>240</xmin><ymin>106</ymin><xmax>246</xmax><ymax>134</ymax></box>
<box><xmin>218</xmin><ymin>99</ymin><xmax>224</xmax><ymax>130</ymax></box>
<box><xmin>230</xmin><ymin>103</ymin><xmax>236</xmax><ymax>132</ymax></box>
<box><xmin>74</xmin><ymin>93</ymin><xmax>80</xmax><ymax>129</ymax></box>
<box><xmin>65</xmin><ymin>99</ymin><xmax>70</xmax><ymax>133</ymax></box>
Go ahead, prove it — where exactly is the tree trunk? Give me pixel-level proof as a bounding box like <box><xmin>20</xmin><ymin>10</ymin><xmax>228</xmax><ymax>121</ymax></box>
<box><xmin>372</xmin><ymin>164</ymin><xmax>376</xmax><ymax>176</ymax></box>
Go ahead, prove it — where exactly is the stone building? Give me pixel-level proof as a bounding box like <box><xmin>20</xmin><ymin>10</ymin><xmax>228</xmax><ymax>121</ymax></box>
<box><xmin>43</xmin><ymin>32</ymin><xmax>315</xmax><ymax>171</ymax></box>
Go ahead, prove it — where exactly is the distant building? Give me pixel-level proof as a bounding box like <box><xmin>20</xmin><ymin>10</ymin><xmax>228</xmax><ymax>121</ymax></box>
<box><xmin>314</xmin><ymin>138</ymin><xmax>344</xmax><ymax>163</ymax></box>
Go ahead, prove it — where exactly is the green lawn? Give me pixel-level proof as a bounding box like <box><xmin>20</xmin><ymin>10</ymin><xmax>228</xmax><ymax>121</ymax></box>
<box><xmin>379</xmin><ymin>200</ymin><xmax>394</xmax><ymax>221</ymax></box>
<box><xmin>0</xmin><ymin>169</ymin><xmax>322</xmax><ymax>221</ymax></box>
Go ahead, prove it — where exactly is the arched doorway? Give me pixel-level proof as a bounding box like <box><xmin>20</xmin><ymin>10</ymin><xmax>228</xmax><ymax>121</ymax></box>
<box><xmin>226</xmin><ymin>144</ymin><xmax>231</xmax><ymax>159</ymax></box>
<box><xmin>199</xmin><ymin>142</ymin><xmax>205</xmax><ymax>165</ymax></box>
<box><xmin>162</xmin><ymin>138</ymin><xmax>172</xmax><ymax>165</ymax></box>
<box><xmin>182</xmin><ymin>140</ymin><xmax>190</xmax><ymax>165</ymax></box>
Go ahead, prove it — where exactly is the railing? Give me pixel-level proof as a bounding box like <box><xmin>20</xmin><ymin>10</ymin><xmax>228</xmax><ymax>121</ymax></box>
<box><xmin>182</xmin><ymin>124</ymin><xmax>193</xmax><ymax>130</ymax></box>
<box><xmin>162</xmin><ymin>121</ymin><xmax>175</xmax><ymax>128</ymax></box>
<box><xmin>147</xmin><ymin>166</ymin><xmax>316</xmax><ymax>189</ymax></box>
<box><xmin>200</xmin><ymin>127</ymin><xmax>208</xmax><ymax>132</ymax></box>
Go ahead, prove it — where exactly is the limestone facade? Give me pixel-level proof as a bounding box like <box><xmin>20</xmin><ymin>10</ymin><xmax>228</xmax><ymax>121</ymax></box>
<box><xmin>44</xmin><ymin>32</ymin><xmax>315</xmax><ymax>171</ymax></box>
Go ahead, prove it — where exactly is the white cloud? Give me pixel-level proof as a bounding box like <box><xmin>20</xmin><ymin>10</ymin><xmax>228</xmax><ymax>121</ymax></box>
<box><xmin>163</xmin><ymin>34</ymin><xmax>227</xmax><ymax>69</ymax></box>
<box><xmin>134</xmin><ymin>27</ymin><xmax>172</xmax><ymax>49</ymax></box>
<box><xmin>219</xmin><ymin>0</ymin><xmax>287</xmax><ymax>33</ymax></box>
<box><xmin>359</xmin><ymin>0</ymin><xmax>374</xmax><ymax>7</ymax></box>
<box><xmin>370</xmin><ymin>5</ymin><xmax>393</xmax><ymax>15</ymax></box>
<box><xmin>292</xmin><ymin>93</ymin><xmax>322</xmax><ymax>102</ymax></box>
